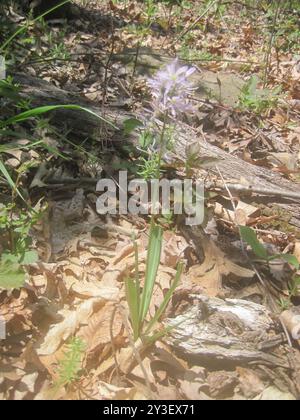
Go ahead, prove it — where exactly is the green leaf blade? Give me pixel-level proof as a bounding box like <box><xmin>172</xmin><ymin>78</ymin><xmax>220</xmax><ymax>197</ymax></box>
<box><xmin>125</xmin><ymin>277</ymin><xmax>140</xmax><ymax>341</ymax></box>
<box><xmin>0</xmin><ymin>160</ymin><xmax>24</xmax><ymax>200</ymax></box>
<box><xmin>145</xmin><ymin>262</ymin><xmax>183</xmax><ymax>335</ymax></box>
<box><xmin>123</xmin><ymin>118</ymin><xmax>143</xmax><ymax>135</ymax></box>
<box><xmin>270</xmin><ymin>253</ymin><xmax>300</xmax><ymax>270</ymax></box>
<box><xmin>0</xmin><ymin>105</ymin><xmax>117</xmax><ymax>129</ymax></box>
<box><xmin>239</xmin><ymin>226</ymin><xmax>269</xmax><ymax>260</ymax></box>
<box><xmin>139</xmin><ymin>221</ymin><xmax>163</xmax><ymax>323</ymax></box>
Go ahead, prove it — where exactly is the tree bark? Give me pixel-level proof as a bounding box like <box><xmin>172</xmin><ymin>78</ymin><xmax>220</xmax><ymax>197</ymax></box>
<box><xmin>14</xmin><ymin>72</ymin><xmax>125</xmax><ymax>138</ymax></box>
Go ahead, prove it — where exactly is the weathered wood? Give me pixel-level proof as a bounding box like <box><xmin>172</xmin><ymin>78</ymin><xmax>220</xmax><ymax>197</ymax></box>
<box><xmin>164</xmin><ymin>294</ymin><xmax>288</xmax><ymax>367</ymax></box>
<box><xmin>14</xmin><ymin>73</ymin><xmax>127</xmax><ymax>139</ymax></box>
<box><xmin>174</xmin><ymin>123</ymin><xmax>300</xmax><ymax>228</ymax></box>
<box><xmin>13</xmin><ymin>73</ymin><xmax>300</xmax><ymax>228</ymax></box>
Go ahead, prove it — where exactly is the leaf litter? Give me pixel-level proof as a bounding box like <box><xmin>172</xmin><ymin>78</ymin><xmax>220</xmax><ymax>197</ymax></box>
<box><xmin>1</xmin><ymin>0</ymin><xmax>300</xmax><ymax>400</ymax></box>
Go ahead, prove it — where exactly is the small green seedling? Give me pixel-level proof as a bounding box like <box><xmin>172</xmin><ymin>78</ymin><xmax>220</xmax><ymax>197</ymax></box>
<box><xmin>239</xmin><ymin>226</ymin><xmax>299</xmax><ymax>269</ymax></box>
<box><xmin>52</xmin><ymin>337</ymin><xmax>86</xmax><ymax>397</ymax></box>
<box><xmin>0</xmin><ymin>201</ymin><xmax>43</xmax><ymax>290</ymax></box>
<box><xmin>238</xmin><ymin>75</ymin><xmax>282</xmax><ymax>114</ymax></box>
<box><xmin>240</xmin><ymin>226</ymin><xmax>300</xmax><ymax>309</ymax></box>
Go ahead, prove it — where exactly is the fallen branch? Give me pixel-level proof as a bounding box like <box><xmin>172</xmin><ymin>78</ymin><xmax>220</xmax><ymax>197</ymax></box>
<box><xmin>211</xmin><ymin>181</ymin><xmax>300</xmax><ymax>201</ymax></box>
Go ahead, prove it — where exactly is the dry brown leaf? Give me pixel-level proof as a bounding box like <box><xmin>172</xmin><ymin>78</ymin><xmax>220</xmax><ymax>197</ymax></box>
<box><xmin>101</xmin><ymin>246</ymin><xmax>146</xmax><ymax>284</ymax></box>
<box><xmin>187</xmin><ymin>240</ymin><xmax>254</xmax><ymax>296</ymax></box>
<box><xmin>154</xmin><ymin>341</ymin><xmax>187</xmax><ymax>373</ymax></box>
<box><xmin>179</xmin><ymin>380</ymin><xmax>206</xmax><ymax>400</ymax></box>
<box><xmin>19</xmin><ymin>372</ymin><xmax>39</xmax><ymax>394</ymax></box>
<box><xmin>161</xmin><ymin>233</ymin><xmax>189</xmax><ymax>268</ymax></box>
<box><xmin>234</xmin><ymin>208</ymin><xmax>247</xmax><ymax>226</ymax></box>
<box><xmin>92</xmin><ymin>355</ymin><xmax>117</xmax><ymax>377</ymax></box>
<box><xmin>215</xmin><ymin>199</ymin><xmax>259</xmax><ymax>224</ymax></box>
<box><xmin>207</xmin><ymin>370</ymin><xmax>238</xmax><ymax>398</ymax></box>
<box><xmin>78</xmin><ymin>303</ymin><xmax>124</xmax><ymax>353</ymax></box>
<box><xmin>37</xmin><ymin>297</ymin><xmax>105</xmax><ymax>355</ymax></box>
<box><xmin>65</xmin><ymin>277</ymin><xmax>119</xmax><ymax>300</ymax></box>
<box><xmin>280</xmin><ymin>308</ymin><xmax>300</xmax><ymax>340</ymax></box>
<box><xmin>98</xmin><ymin>381</ymin><xmax>147</xmax><ymax>400</ymax></box>
<box><xmin>236</xmin><ymin>367</ymin><xmax>265</xmax><ymax>398</ymax></box>
<box><xmin>268</xmin><ymin>152</ymin><xmax>298</xmax><ymax>171</ymax></box>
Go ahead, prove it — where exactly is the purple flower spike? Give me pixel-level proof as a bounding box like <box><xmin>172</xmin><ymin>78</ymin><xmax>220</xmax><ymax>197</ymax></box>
<box><xmin>148</xmin><ymin>58</ymin><xmax>196</xmax><ymax>117</ymax></box>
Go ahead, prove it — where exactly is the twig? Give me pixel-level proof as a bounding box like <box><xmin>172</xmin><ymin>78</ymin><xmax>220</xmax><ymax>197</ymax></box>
<box><xmin>45</xmin><ymin>177</ymin><xmax>98</xmax><ymax>186</ymax></box>
<box><xmin>216</xmin><ymin>166</ymin><xmax>244</xmax><ymax>255</ymax></box>
<box><xmin>17</xmin><ymin>53</ymin><xmax>106</xmax><ymax>68</ymax></box>
<box><xmin>263</xmin><ymin>0</ymin><xmax>282</xmax><ymax>87</ymax></box>
<box><xmin>252</xmin><ymin>228</ymin><xmax>290</xmax><ymax>237</ymax></box>
<box><xmin>218</xmin><ymin>218</ymin><xmax>289</xmax><ymax>237</ymax></box>
<box><xmin>183</xmin><ymin>57</ymin><xmax>260</xmax><ymax>65</ymax></box>
<box><xmin>216</xmin><ymin>167</ymin><xmax>237</xmax><ymax>210</ymax></box>
<box><xmin>172</xmin><ymin>0</ymin><xmax>218</xmax><ymax>46</ymax></box>
<box><xmin>131</xmin><ymin>42</ymin><xmax>141</xmax><ymax>94</ymax></box>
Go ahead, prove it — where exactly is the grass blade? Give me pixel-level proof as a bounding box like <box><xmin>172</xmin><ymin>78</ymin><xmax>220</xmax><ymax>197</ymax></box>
<box><xmin>125</xmin><ymin>277</ymin><xmax>140</xmax><ymax>341</ymax></box>
<box><xmin>0</xmin><ymin>159</ymin><xmax>24</xmax><ymax>200</ymax></box>
<box><xmin>145</xmin><ymin>321</ymin><xmax>184</xmax><ymax>345</ymax></box>
<box><xmin>133</xmin><ymin>238</ymin><xmax>140</xmax><ymax>316</ymax></box>
<box><xmin>0</xmin><ymin>105</ymin><xmax>117</xmax><ymax>129</ymax></box>
<box><xmin>139</xmin><ymin>220</ymin><xmax>163</xmax><ymax>323</ymax></box>
<box><xmin>145</xmin><ymin>262</ymin><xmax>183</xmax><ymax>335</ymax></box>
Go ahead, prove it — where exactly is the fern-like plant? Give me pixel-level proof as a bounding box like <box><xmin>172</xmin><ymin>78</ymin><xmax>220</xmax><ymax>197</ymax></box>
<box><xmin>52</xmin><ymin>337</ymin><xmax>86</xmax><ymax>394</ymax></box>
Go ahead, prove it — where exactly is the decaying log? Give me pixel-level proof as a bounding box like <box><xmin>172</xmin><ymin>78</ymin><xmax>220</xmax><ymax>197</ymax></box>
<box><xmin>12</xmin><ymin>73</ymin><xmax>300</xmax><ymax>227</ymax></box>
<box><xmin>165</xmin><ymin>294</ymin><xmax>287</xmax><ymax>367</ymax></box>
<box><xmin>14</xmin><ymin>73</ymin><xmax>127</xmax><ymax>139</ymax></box>
<box><xmin>174</xmin><ymin>123</ymin><xmax>300</xmax><ymax>228</ymax></box>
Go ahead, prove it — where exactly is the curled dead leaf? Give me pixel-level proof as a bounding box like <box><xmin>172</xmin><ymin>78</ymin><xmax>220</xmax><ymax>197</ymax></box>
<box><xmin>187</xmin><ymin>240</ymin><xmax>254</xmax><ymax>297</ymax></box>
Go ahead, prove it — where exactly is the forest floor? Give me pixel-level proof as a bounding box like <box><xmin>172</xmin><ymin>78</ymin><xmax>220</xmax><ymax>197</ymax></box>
<box><xmin>1</xmin><ymin>0</ymin><xmax>300</xmax><ymax>400</ymax></box>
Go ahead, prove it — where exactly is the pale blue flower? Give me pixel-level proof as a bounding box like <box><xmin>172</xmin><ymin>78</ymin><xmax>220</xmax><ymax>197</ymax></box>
<box><xmin>148</xmin><ymin>58</ymin><xmax>196</xmax><ymax>116</ymax></box>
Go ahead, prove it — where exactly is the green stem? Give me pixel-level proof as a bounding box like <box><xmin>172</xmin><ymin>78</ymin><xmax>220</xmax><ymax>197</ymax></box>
<box><xmin>156</xmin><ymin>114</ymin><xmax>168</xmax><ymax>178</ymax></box>
<box><xmin>263</xmin><ymin>0</ymin><xmax>282</xmax><ymax>87</ymax></box>
<box><xmin>150</xmin><ymin>113</ymin><xmax>168</xmax><ymax>217</ymax></box>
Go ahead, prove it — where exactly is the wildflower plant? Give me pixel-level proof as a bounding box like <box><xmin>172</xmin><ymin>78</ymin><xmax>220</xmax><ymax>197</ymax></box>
<box><xmin>125</xmin><ymin>59</ymin><xmax>196</xmax><ymax>342</ymax></box>
<box><xmin>147</xmin><ymin>58</ymin><xmax>196</xmax><ymax>175</ymax></box>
